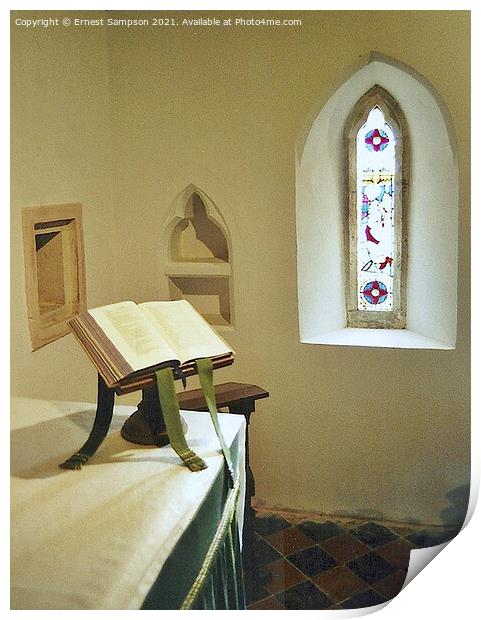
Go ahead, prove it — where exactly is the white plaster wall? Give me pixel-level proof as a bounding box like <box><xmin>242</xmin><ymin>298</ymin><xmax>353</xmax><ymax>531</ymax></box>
<box><xmin>11</xmin><ymin>13</ymin><xmax>116</xmax><ymax>401</ymax></box>
<box><xmin>297</xmin><ymin>59</ymin><xmax>458</xmax><ymax>348</ymax></box>
<box><xmin>11</xmin><ymin>11</ymin><xmax>470</xmax><ymax>526</ymax></box>
<box><xmin>105</xmin><ymin>13</ymin><xmax>470</xmax><ymax>525</ymax></box>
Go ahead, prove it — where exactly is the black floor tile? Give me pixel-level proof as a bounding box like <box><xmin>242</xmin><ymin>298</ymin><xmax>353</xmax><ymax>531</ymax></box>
<box><xmin>287</xmin><ymin>545</ymin><xmax>338</xmax><ymax>577</ymax></box>
<box><xmin>276</xmin><ymin>581</ymin><xmax>333</xmax><ymax>610</ymax></box>
<box><xmin>347</xmin><ymin>552</ymin><xmax>398</xmax><ymax>584</ymax></box>
<box><xmin>246</xmin><ymin>579</ymin><xmax>271</xmax><ymax>605</ymax></box>
<box><xmin>254</xmin><ymin>513</ymin><xmax>291</xmax><ymax>536</ymax></box>
<box><xmin>254</xmin><ymin>536</ymin><xmax>283</xmax><ymax>565</ymax></box>
<box><xmin>350</xmin><ymin>522</ymin><xmax>398</xmax><ymax>547</ymax></box>
<box><xmin>340</xmin><ymin>588</ymin><xmax>387</xmax><ymax>608</ymax></box>
<box><xmin>298</xmin><ymin>520</ymin><xmax>344</xmax><ymax>542</ymax></box>
<box><xmin>405</xmin><ymin>529</ymin><xmax>458</xmax><ymax>548</ymax></box>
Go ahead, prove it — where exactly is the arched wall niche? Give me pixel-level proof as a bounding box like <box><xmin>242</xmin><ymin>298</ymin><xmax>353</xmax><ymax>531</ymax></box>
<box><xmin>162</xmin><ymin>184</ymin><xmax>234</xmax><ymax>329</ymax></box>
<box><xmin>296</xmin><ymin>55</ymin><xmax>458</xmax><ymax>349</ymax></box>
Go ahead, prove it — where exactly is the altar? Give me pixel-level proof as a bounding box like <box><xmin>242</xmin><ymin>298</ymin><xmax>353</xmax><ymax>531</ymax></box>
<box><xmin>10</xmin><ymin>397</ymin><xmax>246</xmax><ymax>610</ymax></box>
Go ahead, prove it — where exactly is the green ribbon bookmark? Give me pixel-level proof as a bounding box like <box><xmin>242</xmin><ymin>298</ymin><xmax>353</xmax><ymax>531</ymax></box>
<box><xmin>196</xmin><ymin>358</ymin><xmax>235</xmax><ymax>488</ymax></box>
<box><xmin>155</xmin><ymin>367</ymin><xmax>207</xmax><ymax>472</ymax></box>
<box><xmin>155</xmin><ymin>361</ymin><xmax>235</xmax><ymax>484</ymax></box>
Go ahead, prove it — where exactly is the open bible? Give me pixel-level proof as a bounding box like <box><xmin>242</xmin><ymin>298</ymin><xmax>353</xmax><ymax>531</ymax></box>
<box><xmin>69</xmin><ymin>299</ymin><xmax>234</xmax><ymax>393</ymax></box>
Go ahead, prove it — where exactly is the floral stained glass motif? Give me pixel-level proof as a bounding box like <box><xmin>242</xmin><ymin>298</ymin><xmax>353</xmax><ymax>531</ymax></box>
<box><xmin>356</xmin><ymin>107</ymin><xmax>396</xmax><ymax>312</ymax></box>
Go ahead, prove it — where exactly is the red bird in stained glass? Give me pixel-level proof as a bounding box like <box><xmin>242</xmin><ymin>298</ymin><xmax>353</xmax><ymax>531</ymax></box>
<box><xmin>365</xmin><ymin>225</ymin><xmax>380</xmax><ymax>244</ymax></box>
<box><xmin>379</xmin><ymin>256</ymin><xmax>393</xmax><ymax>270</ymax></box>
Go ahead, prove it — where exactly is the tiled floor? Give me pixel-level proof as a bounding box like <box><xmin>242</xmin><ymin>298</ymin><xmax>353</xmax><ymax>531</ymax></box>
<box><xmin>247</xmin><ymin>512</ymin><xmax>459</xmax><ymax>610</ymax></box>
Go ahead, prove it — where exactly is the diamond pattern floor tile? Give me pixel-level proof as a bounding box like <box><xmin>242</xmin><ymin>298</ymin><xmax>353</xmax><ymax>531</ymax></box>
<box><xmin>349</xmin><ymin>522</ymin><xmax>398</xmax><ymax>548</ymax></box>
<box><xmin>298</xmin><ymin>520</ymin><xmax>344</xmax><ymax>542</ymax></box>
<box><xmin>311</xmin><ymin>565</ymin><xmax>367</xmax><ymax>603</ymax></box>
<box><xmin>319</xmin><ymin>532</ymin><xmax>370</xmax><ymax>563</ymax></box>
<box><xmin>347</xmin><ymin>552</ymin><xmax>398</xmax><ymax>584</ymax></box>
<box><xmin>372</xmin><ymin>570</ymin><xmax>408</xmax><ymax>600</ymax></box>
<box><xmin>246</xmin><ymin>578</ymin><xmax>271</xmax><ymax>605</ymax></box>
<box><xmin>254</xmin><ymin>534</ymin><xmax>283</xmax><ymax>565</ymax></box>
<box><xmin>263</xmin><ymin>558</ymin><xmax>306</xmax><ymax>595</ymax></box>
<box><xmin>405</xmin><ymin>528</ymin><xmax>457</xmax><ymax>548</ymax></box>
<box><xmin>276</xmin><ymin>581</ymin><xmax>333</xmax><ymax>610</ymax></box>
<box><xmin>340</xmin><ymin>588</ymin><xmax>387</xmax><ymax>608</ymax></box>
<box><xmin>375</xmin><ymin>538</ymin><xmax>416</xmax><ymax>568</ymax></box>
<box><xmin>247</xmin><ymin>511</ymin><xmax>455</xmax><ymax>611</ymax></box>
<box><xmin>265</xmin><ymin>526</ymin><xmax>316</xmax><ymax>555</ymax></box>
<box><xmin>287</xmin><ymin>545</ymin><xmax>338</xmax><ymax>577</ymax></box>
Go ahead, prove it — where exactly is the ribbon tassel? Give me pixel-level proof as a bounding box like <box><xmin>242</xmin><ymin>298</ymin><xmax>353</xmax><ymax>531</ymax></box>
<box><xmin>155</xmin><ymin>367</ymin><xmax>207</xmax><ymax>472</ymax></box>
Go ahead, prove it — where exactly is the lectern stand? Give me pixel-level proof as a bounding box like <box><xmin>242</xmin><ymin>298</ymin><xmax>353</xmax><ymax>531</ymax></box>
<box><xmin>120</xmin><ymin>387</ymin><xmax>189</xmax><ymax>446</ymax></box>
<box><xmin>59</xmin><ymin>357</ymin><xmax>233</xmax><ymax>469</ymax></box>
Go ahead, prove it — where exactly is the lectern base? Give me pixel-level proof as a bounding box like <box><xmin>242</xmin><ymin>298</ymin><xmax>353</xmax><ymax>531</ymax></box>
<box><xmin>120</xmin><ymin>386</ymin><xmax>188</xmax><ymax>447</ymax></box>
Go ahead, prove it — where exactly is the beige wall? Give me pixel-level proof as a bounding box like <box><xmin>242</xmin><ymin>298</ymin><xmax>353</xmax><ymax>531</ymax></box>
<box><xmin>11</xmin><ymin>11</ymin><xmax>470</xmax><ymax>525</ymax></box>
<box><xmin>11</xmin><ymin>12</ymin><xmax>116</xmax><ymax>400</ymax></box>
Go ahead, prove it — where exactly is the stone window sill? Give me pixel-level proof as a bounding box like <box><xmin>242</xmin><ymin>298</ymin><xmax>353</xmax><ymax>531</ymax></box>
<box><xmin>301</xmin><ymin>328</ymin><xmax>454</xmax><ymax>350</ymax></box>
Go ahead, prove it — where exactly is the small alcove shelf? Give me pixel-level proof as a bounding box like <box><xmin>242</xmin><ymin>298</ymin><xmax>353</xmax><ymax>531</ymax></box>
<box><xmin>165</xmin><ymin>189</ymin><xmax>234</xmax><ymax>329</ymax></box>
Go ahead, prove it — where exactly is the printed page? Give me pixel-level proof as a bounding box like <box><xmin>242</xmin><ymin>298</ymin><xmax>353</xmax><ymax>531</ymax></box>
<box><xmin>89</xmin><ymin>301</ymin><xmax>179</xmax><ymax>372</ymax></box>
<box><xmin>140</xmin><ymin>300</ymin><xmax>233</xmax><ymax>364</ymax></box>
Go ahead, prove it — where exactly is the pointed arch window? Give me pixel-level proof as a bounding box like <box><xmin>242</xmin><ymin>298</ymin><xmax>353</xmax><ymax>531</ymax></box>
<box><xmin>345</xmin><ymin>86</ymin><xmax>408</xmax><ymax>329</ymax></box>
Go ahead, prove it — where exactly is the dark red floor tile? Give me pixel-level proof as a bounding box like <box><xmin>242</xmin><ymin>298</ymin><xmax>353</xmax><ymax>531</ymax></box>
<box><xmin>263</xmin><ymin>558</ymin><xmax>306</xmax><ymax>595</ymax></box>
<box><xmin>320</xmin><ymin>533</ymin><xmax>370</xmax><ymax>563</ymax></box>
<box><xmin>376</xmin><ymin>538</ymin><xmax>416</xmax><ymax>569</ymax></box>
<box><xmin>311</xmin><ymin>566</ymin><xmax>367</xmax><ymax>603</ymax></box>
<box><xmin>265</xmin><ymin>526</ymin><xmax>316</xmax><ymax>555</ymax></box>
<box><xmin>372</xmin><ymin>570</ymin><xmax>407</xmax><ymax>600</ymax></box>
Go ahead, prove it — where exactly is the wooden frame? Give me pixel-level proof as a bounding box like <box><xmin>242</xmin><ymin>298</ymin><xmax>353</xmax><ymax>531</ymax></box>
<box><xmin>22</xmin><ymin>203</ymin><xmax>86</xmax><ymax>350</ymax></box>
<box><xmin>344</xmin><ymin>85</ymin><xmax>409</xmax><ymax>329</ymax></box>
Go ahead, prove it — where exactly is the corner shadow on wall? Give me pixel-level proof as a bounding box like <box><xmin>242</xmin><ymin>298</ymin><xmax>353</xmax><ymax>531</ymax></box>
<box><xmin>404</xmin><ymin>484</ymin><xmax>470</xmax><ymax>549</ymax></box>
<box><xmin>440</xmin><ymin>484</ymin><xmax>470</xmax><ymax>534</ymax></box>
<box><xmin>10</xmin><ymin>410</ymin><xmax>130</xmax><ymax>480</ymax></box>
<box><xmin>187</xmin><ymin>194</ymin><xmax>229</xmax><ymax>261</ymax></box>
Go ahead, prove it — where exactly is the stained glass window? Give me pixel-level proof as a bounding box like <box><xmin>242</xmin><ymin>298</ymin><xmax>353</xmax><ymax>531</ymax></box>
<box><xmin>345</xmin><ymin>86</ymin><xmax>407</xmax><ymax>329</ymax></box>
<box><xmin>356</xmin><ymin>107</ymin><xmax>395</xmax><ymax>312</ymax></box>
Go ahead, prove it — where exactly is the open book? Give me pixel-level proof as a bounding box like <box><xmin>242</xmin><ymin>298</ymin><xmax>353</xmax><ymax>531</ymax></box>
<box><xmin>69</xmin><ymin>300</ymin><xmax>233</xmax><ymax>391</ymax></box>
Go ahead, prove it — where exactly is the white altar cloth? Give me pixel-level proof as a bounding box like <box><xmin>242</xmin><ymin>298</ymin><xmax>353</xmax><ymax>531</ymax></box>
<box><xmin>10</xmin><ymin>397</ymin><xmax>245</xmax><ymax>609</ymax></box>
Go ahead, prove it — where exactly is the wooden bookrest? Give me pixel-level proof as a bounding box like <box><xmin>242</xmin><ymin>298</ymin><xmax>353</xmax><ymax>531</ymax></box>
<box><xmin>59</xmin><ymin>357</ymin><xmax>234</xmax><ymax>469</ymax></box>
<box><xmin>177</xmin><ymin>382</ymin><xmax>269</xmax><ymax>413</ymax></box>
<box><xmin>114</xmin><ymin>356</ymin><xmax>234</xmax><ymax>395</ymax></box>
